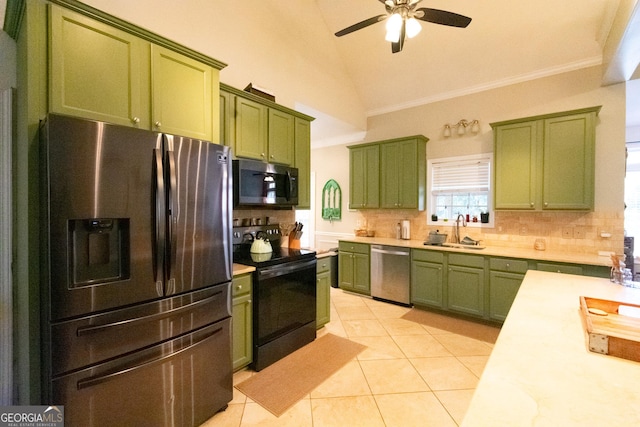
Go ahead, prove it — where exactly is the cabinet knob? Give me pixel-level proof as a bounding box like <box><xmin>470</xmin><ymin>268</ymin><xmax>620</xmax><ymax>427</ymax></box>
<box><xmin>237</xmin><ymin>285</ymin><xmax>242</xmax><ymax>290</ymax></box>
<box><xmin>261</xmin><ymin>153</ymin><xmax>265</xmax><ymax>158</ymax></box>
<box><xmin>248</xmin><ymin>300</ymin><xmax>252</xmax><ymax>303</ymax></box>
<box><xmin>506</xmin><ymin>263</ymin><xmax>510</xmax><ymax>269</ymax></box>
<box><xmin>270</xmin><ymin>155</ymin><xmax>275</xmax><ymax>159</ymax></box>
<box><xmin>154</xmin><ymin>121</ymin><xmax>162</xmax><ymax>128</ymax></box>
<box><xmin>131</xmin><ymin>117</ymin><xmax>140</xmax><ymax>124</ymax></box>
<box><xmin>544</xmin><ymin>202</ymin><xmax>549</xmax><ymax>207</ymax></box>
<box><xmin>530</xmin><ymin>202</ymin><xmax>534</xmax><ymax>207</ymax></box>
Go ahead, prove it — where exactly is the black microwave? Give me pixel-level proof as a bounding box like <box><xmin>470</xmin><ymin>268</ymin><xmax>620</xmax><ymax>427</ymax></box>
<box><xmin>233</xmin><ymin>159</ymin><xmax>298</xmax><ymax>207</ymax></box>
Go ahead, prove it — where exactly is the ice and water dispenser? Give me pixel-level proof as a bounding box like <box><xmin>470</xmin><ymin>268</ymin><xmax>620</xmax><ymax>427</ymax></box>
<box><xmin>69</xmin><ymin>218</ymin><xmax>130</xmax><ymax>286</ymax></box>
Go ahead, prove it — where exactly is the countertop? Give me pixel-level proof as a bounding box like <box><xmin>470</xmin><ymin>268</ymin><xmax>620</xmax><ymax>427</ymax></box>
<box><xmin>462</xmin><ymin>270</ymin><xmax>640</xmax><ymax>426</ymax></box>
<box><xmin>232</xmin><ymin>263</ymin><xmax>255</xmax><ymax>276</ymax></box>
<box><xmin>339</xmin><ymin>236</ymin><xmax>612</xmax><ymax>267</ymax></box>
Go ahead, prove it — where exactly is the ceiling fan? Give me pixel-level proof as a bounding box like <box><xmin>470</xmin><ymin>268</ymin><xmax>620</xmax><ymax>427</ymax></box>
<box><xmin>335</xmin><ymin>0</ymin><xmax>472</xmax><ymax>53</ymax></box>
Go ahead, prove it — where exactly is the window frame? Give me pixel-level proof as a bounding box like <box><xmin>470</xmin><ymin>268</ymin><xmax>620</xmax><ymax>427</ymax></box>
<box><xmin>426</xmin><ymin>153</ymin><xmax>494</xmax><ymax>228</ymax></box>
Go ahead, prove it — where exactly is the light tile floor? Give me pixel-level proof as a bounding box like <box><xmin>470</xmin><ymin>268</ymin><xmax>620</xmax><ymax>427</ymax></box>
<box><xmin>202</xmin><ymin>287</ymin><xmax>499</xmax><ymax>426</ymax></box>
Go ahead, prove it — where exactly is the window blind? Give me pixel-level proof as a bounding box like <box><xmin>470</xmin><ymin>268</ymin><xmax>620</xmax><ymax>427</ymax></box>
<box><xmin>431</xmin><ymin>159</ymin><xmax>490</xmax><ymax>193</ymax></box>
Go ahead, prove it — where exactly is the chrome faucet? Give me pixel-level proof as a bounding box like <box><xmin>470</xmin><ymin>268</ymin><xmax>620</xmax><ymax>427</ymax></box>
<box><xmin>454</xmin><ymin>213</ymin><xmax>467</xmax><ymax>244</ymax></box>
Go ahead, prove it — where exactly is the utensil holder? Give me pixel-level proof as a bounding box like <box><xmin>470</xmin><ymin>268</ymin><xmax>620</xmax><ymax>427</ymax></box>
<box><xmin>288</xmin><ymin>233</ymin><xmax>301</xmax><ymax>249</ymax></box>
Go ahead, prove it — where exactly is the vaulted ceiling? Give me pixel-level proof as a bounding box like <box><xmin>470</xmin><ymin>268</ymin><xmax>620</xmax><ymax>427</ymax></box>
<box><xmin>315</xmin><ymin>0</ymin><xmax>629</xmax><ymax>115</ymax></box>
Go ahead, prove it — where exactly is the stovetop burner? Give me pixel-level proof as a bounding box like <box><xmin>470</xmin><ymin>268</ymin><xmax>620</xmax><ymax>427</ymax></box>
<box><xmin>233</xmin><ymin>246</ymin><xmax>316</xmax><ymax>268</ymax></box>
<box><xmin>232</xmin><ymin>223</ymin><xmax>315</xmax><ymax>267</ymax></box>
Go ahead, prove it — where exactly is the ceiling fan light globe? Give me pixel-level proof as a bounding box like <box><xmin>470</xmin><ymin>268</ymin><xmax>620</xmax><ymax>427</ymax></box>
<box><xmin>406</xmin><ymin>17</ymin><xmax>422</xmax><ymax>38</ymax></box>
<box><xmin>385</xmin><ymin>13</ymin><xmax>403</xmax><ymax>42</ymax></box>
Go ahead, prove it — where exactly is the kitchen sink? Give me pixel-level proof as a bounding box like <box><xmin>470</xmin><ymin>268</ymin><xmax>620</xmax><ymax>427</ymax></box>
<box><xmin>442</xmin><ymin>243</ymin><xmax>486</xmax><ymax>250</ymax></box>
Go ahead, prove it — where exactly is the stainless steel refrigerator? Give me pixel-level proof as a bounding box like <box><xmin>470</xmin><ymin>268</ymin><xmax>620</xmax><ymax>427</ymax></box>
<box><xmin>40</xmin><ymin>114</ymin><xmax>233</xmax><ymax>426</ymax></box>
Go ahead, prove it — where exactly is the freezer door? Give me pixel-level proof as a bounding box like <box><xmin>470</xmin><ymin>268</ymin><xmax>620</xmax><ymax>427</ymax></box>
<box><xmin>42</xmin><ymin>114</ymin><xmax>166</xmax><ymax>321</ymax></box>
<box><xmin>51</xmin><ymin>318</ymin><xmax>232</xmax><ymax>427</ymax></box>
<box><xmin>163</xmin><ymin>135</ymin><xmax>232</xmax><ymax>295</ymax></box>
<box><xmin>48</xmin><ymin>282</ymin><xmax>230</xmax><ymax>377</ymax></box>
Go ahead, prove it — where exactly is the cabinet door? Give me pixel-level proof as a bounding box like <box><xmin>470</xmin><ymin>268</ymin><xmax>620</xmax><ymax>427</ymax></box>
<box><xmin>411</xmin><ymin>260</ymin><xmax>444</xmax><ymax>308</ymax></box>
<box><xmin>219</xmin><ymin>89</ymin><xmax>235</xmax><ymax>149</ymax></box>
<box><xmin>49</xmin><ymin>5</ymin><xmax>149</xmax><ymax>128</ymax></box>
<box><xmin>353</xmin><ymin>253</ymin><xmax>371</xmax><ymax>294</ymax></box>
<box><xmin>494</xmin><ymin>120</ymin><xmax>541</xmax><ymax>210</ymax></box>
<box><xmin>316</xmin><ymin>271</ymin><xmax>331</xmax><ymax>328</ymax></box>
<box><xmin>294</xmin><ymin>118</ymin><xmax>312</xmax><ymax>209</ymax></box>
<box><xmin>542</xmin><ymin>113</ymin><xmax>595</xmax><ymax>210</ymax></box>
<box><xmin>349</xmin><ymin>146</ymin><xmax>379</xmax><ymax>208</ymax></box>
<box><xmin>232</xmin><ymin>293</ymin><xmax>252</xmax><ymax>370</ymax></box>
<box><xmin>380</xmin><ymin>142</ymin><xmax>401</xmax><ymax>208</ymax></box>
<box><xmin>380</xmin><ymin>140</ymin><xmax>419</xmax><ymax>208</ymax></box>
<box><xmin>338</xmin><ymin>251</ymin><xmax>355</xmax><ymax>291</ymax></box>
<box><xmin>489</xmin><ymin>271</ymin><xmax>523</xmax><ymax>322</ymax></box>
<box><xmin>447</xmin><ymin>265</ymin><xmax>485</xmax><ymax>316</ymax></box>
<box><xmin>151</xmin><ymin>46</ymin><xmax>213</xmax><ymax>141</ymax></box>
<box><xmin>235</xmin><ymin>97</ymin><xmax>268</xmax><ymax>160</ymax></box>
<box><xmin>268</xmin><ymin>109</ymin><xmax>294</xmax><ymax>165</ymax></box>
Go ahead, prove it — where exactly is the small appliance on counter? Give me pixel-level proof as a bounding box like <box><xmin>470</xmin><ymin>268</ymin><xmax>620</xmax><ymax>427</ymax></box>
<box><xmin>425</xmin><ymin>230</ymin><xmax>448</xmax><ymax>246</ymax></box>
<box><xmin>401</xmin><ymin>220</ymin><xmax>411</xmax><ymax>240</ymax></box>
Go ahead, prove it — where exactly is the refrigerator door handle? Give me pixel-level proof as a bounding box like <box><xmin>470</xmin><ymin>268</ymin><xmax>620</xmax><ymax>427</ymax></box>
<box><xmin>76</xmin><ymin>324</ymin><xmax>224</xmax><ymax>390</ymax></box>
<box><xmin>152</xmin><ymin>148</ymin><xmax>165</xmax><ymax>296</ymax></box>
<box><xmin>165</xmin><ymin>149</ymin><xmax>178</xmax><ymax>295</ymax></box>
<box><xmin>75</xmin><ymin>289</ymin><xmax>226</xmax><ymax>336</ymax></box>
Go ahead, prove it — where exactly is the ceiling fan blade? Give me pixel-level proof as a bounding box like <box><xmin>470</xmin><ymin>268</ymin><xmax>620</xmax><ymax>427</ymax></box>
<box><xmin>391</xmin><ymin>19</ymin><xmax>406</xmax><ymax>53</ymax></box>
<box><xmin>414</xmin><ymin>8</ymin><xmax>472</xmax><ymax>28</ymax></box>
<box><xmin>335</xmin><ymin>14</ymin><xmax>387</xmax><ymax>37</ymax></box>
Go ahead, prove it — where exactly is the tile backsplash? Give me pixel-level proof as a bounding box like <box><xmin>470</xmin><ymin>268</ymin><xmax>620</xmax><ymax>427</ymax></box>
<box><xmin>358</xmin><ymin>210</ymin><xmax>625</xmax><ymax>255</ymax></box>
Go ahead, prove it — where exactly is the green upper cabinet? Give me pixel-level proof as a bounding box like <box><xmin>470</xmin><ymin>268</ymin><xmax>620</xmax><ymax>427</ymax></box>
<box><xmin>493</xmin><ymin>120</ymin><xmax>540</xmax><ymax>210</ymax></box>
<box><xmin>267</xmin><ymin>109</ymin><xmax>295</xmax><ymax>165</ymax></box>
<box><xmin>234</xmin><ymin>96</ymin><xmax>268</xmax><ymax>160</ymax></box>
<box><xmin>492</xmin><ymin>107</ymin><xmax>600</xmax><ymax>211</ymax></box>
<box><xmin>380</xmin><ymin>136</ymin><xmax>427</xmax><ymax>210</ymax></box>
<box><xmin>219</xmin><ymin>89</ymin><xmax>234</xmax><ymax>148</ymax></box>
<box><xmin>48</xmin><ymin>3</ymin><xmax>224</xmax><ymax>141</ymax></box>
<box><xmin>349</xmin><ymin>145</ymin><xmax>380</xmax><ymax>209</ymax></box>
<box><xmin>294</xmin><ymin>117</ymin><xmax>311</xmax><ymax>209</ymax></box>
<box><xmin>49</xmin><ymin>5</ymin><xmax>149</xmax><ymax>128</ymax></box>
<box><xmin>151</xmin><ymin>45</ymin><xmax>215</xmax><ymax>141</ymax></box>
<box><xmin>349</xmin><ymin>135</ymin><xmax>427</xmax><ymax>210</ymax></box>
<box><xmin>542</xmin><ymin>113</ymin><xmax>596</xmax><ymax>209</ymax></box>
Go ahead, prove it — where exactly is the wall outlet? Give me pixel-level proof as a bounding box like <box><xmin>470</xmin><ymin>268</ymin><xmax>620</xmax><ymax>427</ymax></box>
<box><xmin>562</xmin><ymin>227</ymin><xmax>574</xmax><ymax>238</ymax></box>
<box><xmin>574</xmin><ymin>226</ymin><xmax>585</xmax><ymax>239</ymax></box>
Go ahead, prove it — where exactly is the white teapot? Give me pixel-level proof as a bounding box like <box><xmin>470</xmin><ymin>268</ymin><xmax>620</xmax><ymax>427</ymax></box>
<box><xmin>250</xmin><ymin>236</ymin><xmax>272</xmax><ymax>254</ymax></box>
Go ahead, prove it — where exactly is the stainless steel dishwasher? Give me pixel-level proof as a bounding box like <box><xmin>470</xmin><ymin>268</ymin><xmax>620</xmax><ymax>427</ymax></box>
<box><xmin>370</xmin><ymin>244</ymin><xmax>411</xmax><ymax>306</ymax></box>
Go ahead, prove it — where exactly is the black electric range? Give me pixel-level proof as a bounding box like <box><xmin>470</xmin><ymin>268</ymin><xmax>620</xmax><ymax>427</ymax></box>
<box><xmin>232</xmin><ymin>223</ymin><xmax>317</xmax><ymax>371</ymax></box>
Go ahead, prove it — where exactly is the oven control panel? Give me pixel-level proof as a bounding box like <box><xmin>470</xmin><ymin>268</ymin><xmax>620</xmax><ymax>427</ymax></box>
<box><xmin>232</xmin><ymin>224</ymin><xmax>282</xmax><ymax>246</ymax></box>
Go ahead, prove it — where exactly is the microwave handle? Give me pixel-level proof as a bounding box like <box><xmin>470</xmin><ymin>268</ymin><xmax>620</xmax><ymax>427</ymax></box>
<box><xmin>285</xmin><ymin>170</ymin><xmax>292</xmax><ymax>201</ymax></box>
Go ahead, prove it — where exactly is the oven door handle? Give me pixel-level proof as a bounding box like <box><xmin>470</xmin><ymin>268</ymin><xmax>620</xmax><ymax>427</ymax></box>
<box><xmin>258</xmin><ymin>258</ymin><xmax>317</xmax><ymax>280</ymax></box>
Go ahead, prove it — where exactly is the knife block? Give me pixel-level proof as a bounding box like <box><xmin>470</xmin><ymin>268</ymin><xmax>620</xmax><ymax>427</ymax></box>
<box><xmin>288</xmin><ymin>234</ymin><xmax>301</xmax><ymax>249</ymax></box>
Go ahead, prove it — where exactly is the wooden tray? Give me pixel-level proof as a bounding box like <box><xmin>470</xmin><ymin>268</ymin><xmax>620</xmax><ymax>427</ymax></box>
<box><xmin>579</xmin><ymin>296</ymin><xmax>640</xmax><ymax>362</ymax></box>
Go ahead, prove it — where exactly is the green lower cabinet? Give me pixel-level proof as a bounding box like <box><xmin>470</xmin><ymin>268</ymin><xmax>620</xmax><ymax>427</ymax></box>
<box><xmin>537</xmin><ymin>262</ymin><xmax>583</xmax><ymax>275</ymax></box>
<box><xmin>338</xmin><ymin>242</ymin><xmax>370</xmax><ymax>295</ymax></box>
<box><xmin>489</xmin><ymin>271</ymin><xmax>524</xmax><ymax>322</ymax></box>
<box><xmin>316</xmin><ymin>257</ymin><xmax>332</xmax><ymax>328</ymax></box>
<box><xmin>411</xmin><ymin>250</ymin><xmax>445</xmax><ymax>308</ymax></box>
<box><xmin>232</xmin><ymin>274</ymin><xmax>252</xmax><ymax>371</ymax></box>
<box><xmin>447</xmin><ymin>265</ymin><xmax>485</xmax><ymax>317</ymax></box>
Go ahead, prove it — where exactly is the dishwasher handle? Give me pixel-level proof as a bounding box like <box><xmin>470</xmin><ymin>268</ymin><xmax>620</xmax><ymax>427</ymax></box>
<box><xmin>371</xmin><ymin>245</ymin><xmax>410</xmax><ymax>256</ymax></box>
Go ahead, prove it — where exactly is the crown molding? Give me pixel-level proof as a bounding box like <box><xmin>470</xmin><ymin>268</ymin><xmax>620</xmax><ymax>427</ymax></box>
<box><xmin>366</xmin><ymin>56</ymin><xmax>604</xmax><ymax>117</ymax></box>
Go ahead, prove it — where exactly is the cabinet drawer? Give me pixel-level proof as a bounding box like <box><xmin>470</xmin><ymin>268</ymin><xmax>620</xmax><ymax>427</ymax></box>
<box><xmin>317</xmin><ymin>257</ymin><xmax>332</xmax><ymax>274</ymax></box>
<box><xmin>339</xmin><ymin>241</ymin><xmax>369</xmax><ymax>255</ymax></box>
<box><xmin>489</xmin><ymin>258</ymin><xmax>530</xmax><ymax>274</ymax></box>
<box><xmin>537</xmin><ymin>262</ymin><xmax>583</xmax><ymax>275</ymax></box>
<box><xmin>448</xmin><ymin>253</ymin><xmax>485</xmax><ymax>269</ymax></box>
<box><xmin>412</xmin><ymin>249</ymin><xmax>445</xmax><ymax>264</ymax></box>
<box><xmin>232</xmin><ymin>274</ymin><xmax>252</xmax><ymax>297</ymax></box>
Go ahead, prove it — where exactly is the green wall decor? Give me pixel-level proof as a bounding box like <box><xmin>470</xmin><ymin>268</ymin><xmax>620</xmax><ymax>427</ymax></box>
<box><xmin>322</xmin><ymin>179</ymin><xmax>342</xmax><ymax>221</ymax></box>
